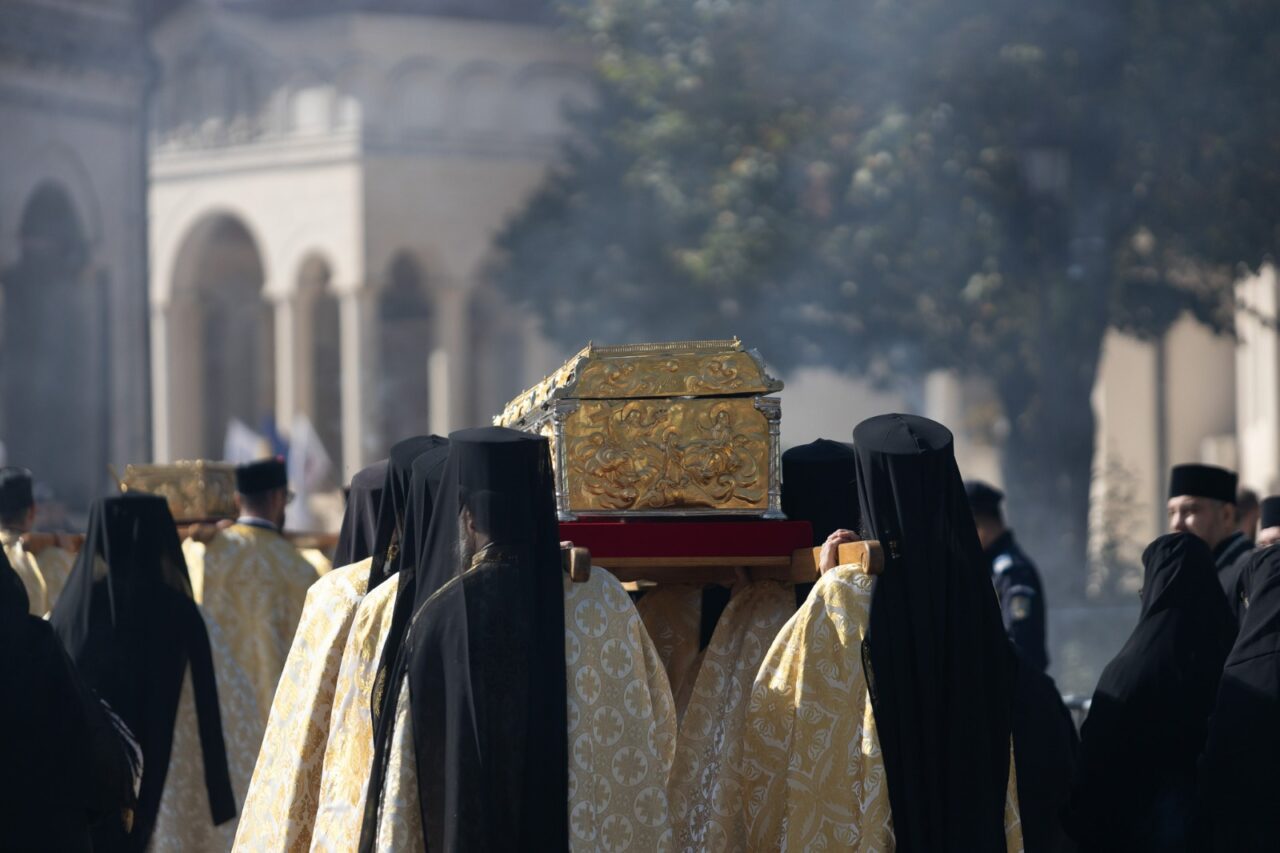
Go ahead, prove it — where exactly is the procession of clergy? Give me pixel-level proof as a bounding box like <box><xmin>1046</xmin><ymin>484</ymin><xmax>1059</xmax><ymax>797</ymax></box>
<box><xmin>4</xmin><ymin>414</ymin><xmax>1280</xmax><ymax>851</ymax></box>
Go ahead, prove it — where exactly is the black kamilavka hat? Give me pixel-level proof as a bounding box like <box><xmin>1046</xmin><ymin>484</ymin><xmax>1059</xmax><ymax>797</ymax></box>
<box><xmin>1169</xmin><ymin>463</ymin><xmax>1237</xmax><ymax>504</ymax></box>
<box><xmin>0</xmin><ymin>467</ymin><xmax>34</xmax><ymax>516</ymax></box>
<box><xmin>235</xmin><ymin>458</ymin><xmax>287</xmax><ymax>495</ymax></box>
<box><xmin>1260</xmin><ymin>496</ymin><xmax>1280</xmax><ymax>530</ymax></box>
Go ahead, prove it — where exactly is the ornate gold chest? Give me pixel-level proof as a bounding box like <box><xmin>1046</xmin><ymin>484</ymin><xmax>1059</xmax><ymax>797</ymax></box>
<box><xmin>119</xmin><ymin>460</ymin><xmax>238</xmax><ymax>523</ymax></box>
<box><xmin>496</xmin><ymin>339</ymin><xmax>784</xmax><ymax>520</ymax></box>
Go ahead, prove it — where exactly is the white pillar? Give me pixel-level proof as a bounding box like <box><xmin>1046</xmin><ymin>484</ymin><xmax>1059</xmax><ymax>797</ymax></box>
<box><xmin>272</xmin><ymin>292</ymin><xmax>299</xmax><ymax>438</ymax></box>
<box><xmin>430</xmin><ymin>287</ymin><xmax>471</xmax><ymax>433</ymax></box>
<box><xmin>428</xmin><ymin>348</ymin><xmax>451</xmax><ymax>436</ymax></box>
<box><xmin>923</xmin><ymin>369</ymin><xmax>1002</xmax><ymax>485</ymax></box>
<box><xmin>156</xmin><ymin>298</ymin><xmax>205</xmax><ymax>461</ymax></box>
<box><xmin>1089</xmin><ymin>329</ymin><xmax>1161</xmax><ymax>588</ymax></box>
<box><xmin>150</xmin><ymin>302</ymin><xmax>172</xmax><ymax>462</ymax></box>
<box><xmin>1236</xmin><ymin>266</ymin><xmax>1280</xmax><ymax>493</ymax></box>
<box><xmin>339</xmin><ymin>287</ymin><xmax>373</xmax><ymax>478</ymax></box>
<box><xmin>294</xmin><ymin>289</ymin><xmax>316</xmax><ymax>423</ymax></box>
<box><xmin>1162</xmin><ymin>313</ymin><xmax>1236</xmax><ymax>470</ymax></box>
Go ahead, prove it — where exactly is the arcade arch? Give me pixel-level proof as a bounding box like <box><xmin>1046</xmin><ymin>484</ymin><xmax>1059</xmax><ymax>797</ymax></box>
<box><xmin>377</xmin><ymin>253</ymin><xmax>434</xmax><ymax>453</ymax></box>
<box><xmin>1</xmin><ymin>182</ymin><xmax>101</xmax><ymax>508</ymax></box>
<box><xmin>166</xmin><ymin>213</ymin><xmax>274</xmax><ymax>460</ymax></box>
<box><xmin>296</xmin><ymin>253</ymin><xmax>343</xmax><ymax>477</ymax></box>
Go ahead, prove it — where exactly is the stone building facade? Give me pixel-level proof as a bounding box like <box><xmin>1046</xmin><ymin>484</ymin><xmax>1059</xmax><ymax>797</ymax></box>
<box><xmin>0</xmin><ymin>0</ymin><xmax>152</xmax><ymax>514</ymax></box>
<box><xmin>5</xmin><ymin>0</ymin><xmax>1279</xmax><ymax>590</ymax></box>
<box><xmin>1087</xmin><ymin>273</ymin><xmax>1280</xmax><ymax>596</ymax></box>
<box><xmin>147</xmin><ymin>1</ymin><xmax>593</xmax><ymax>484</ymax></box>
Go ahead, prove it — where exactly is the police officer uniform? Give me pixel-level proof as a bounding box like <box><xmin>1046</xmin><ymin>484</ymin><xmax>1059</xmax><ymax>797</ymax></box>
<box><xmin>988</xmin><ymin>530</ymin><xmax>1049</xmax><ymax>671</ymax></box>
<box><xmin>967</xmin><ymin>481</ymin><xmax>1049</xmax><ymax>671</ymax></box>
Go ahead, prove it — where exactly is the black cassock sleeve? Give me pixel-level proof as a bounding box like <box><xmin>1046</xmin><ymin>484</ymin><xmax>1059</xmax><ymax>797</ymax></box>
<box><xmin>0</xmin><ymin>618</ymin><xmax>137</xmax><ymax>850</ymax></box>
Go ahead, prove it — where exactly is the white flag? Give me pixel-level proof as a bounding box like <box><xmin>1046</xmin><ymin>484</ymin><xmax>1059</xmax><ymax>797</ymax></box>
<box><xmin>223</xmin><ymin>418</ymin><xmax>268</xmax><ymax>464</ymax></box>
<box><xmin>288</xmin><ymin>412</ymin><xmax>333</xmax><ymax>494</ymax></box>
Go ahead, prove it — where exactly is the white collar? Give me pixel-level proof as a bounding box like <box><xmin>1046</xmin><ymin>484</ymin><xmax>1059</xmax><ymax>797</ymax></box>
<box><xmin>235</xmin><ymin>516</ymin><xmax>280</xmax><ymax>533</ymax></box>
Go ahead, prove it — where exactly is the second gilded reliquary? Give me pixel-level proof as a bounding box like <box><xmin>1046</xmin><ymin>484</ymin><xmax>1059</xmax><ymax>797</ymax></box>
<box><xmin>119</xmin><ymin>460</ymin><xmax>238</xmax><ymax>523</ymax></box>
<box><xmin>496</xmin><ymin>339</ymin><xmax>783</xmax><ymax>520</ymax></box>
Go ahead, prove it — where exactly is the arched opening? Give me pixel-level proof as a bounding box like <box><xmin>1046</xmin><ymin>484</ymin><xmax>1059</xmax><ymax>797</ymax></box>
<box><xmin>517</xmin><ymin>67</ymin><xmax>597</xmax><ymax>142</ymax></box>
<box><xmin>468</xmin><ymin>286</ymin><xmax>526</xmax><ymax>423</ymax></box>
<box><xmin>297</xmin><ymin>254</ymin><xmax>343</xmax><ymax>479</ymax></box>
<box><xmin>454</xmin><ymin>63</ymin><xmax>507</xmax><ymax>138</ymax></box>
<box><xmin>168</xmin><ymin>214</ymin><xmax>273</xmax><ymax>459</ymax></box>
<box><xmin>391</xmin><ymin>61</ymin><xmax>447</xmax><ymax>140</ymax></box>
<box><xmin>378</xmin><ymin>253</ymin><xmax>433</xmax><ymax>451</ymax></box>
<box><xmin>1</xmin><ymin>182</ymin><xmax>100</xmax><ymax>510</ymax></box>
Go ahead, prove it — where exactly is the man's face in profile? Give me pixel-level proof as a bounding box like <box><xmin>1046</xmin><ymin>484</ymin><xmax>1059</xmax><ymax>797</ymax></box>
<box><xmin>1167</xmin><ymin>495</ymin><xmax>1235</xmax><ymax>551</ymax></box>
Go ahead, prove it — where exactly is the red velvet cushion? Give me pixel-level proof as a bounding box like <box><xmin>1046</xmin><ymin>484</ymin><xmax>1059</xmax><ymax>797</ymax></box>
<box><xmin>559</xmin><ymin>519</ymin><xmax>813</xmax><ymax>559</ymax></box>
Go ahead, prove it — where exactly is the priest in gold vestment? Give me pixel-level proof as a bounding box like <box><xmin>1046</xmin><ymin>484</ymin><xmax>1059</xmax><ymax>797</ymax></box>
<box><xmin>361</xmin><ymin>429</ymin><xmax>676</xmax><ymax>852</ymax></box>
<box><xmin>667</xmin><ymin>580</ymin><xmax>796</xmax><ymax>852</ymax></box>
<box><xmin>50</xmin><ymin>494</ymin><xmax>262</xmax><ymax>853</ymax></box>
<box><xmin>183</xmin><ymin>459</ymin><xmax>320</xmax><ymax>727</ymax></box>
<box><xmin>742</xmin><ymin>563</ymin><xmax>1025</xmax><ymax>852</ymax></box>
<box><xmin>563</xmin><ymin>567</ymin><xmax>677</xmax><ymax>851</ymax></box>
<box><xmin>740</xmin><ymin>414</ymin><xmax>1023</xmax><ymax>853</ymax></box>
<box><xmin>369</xmin><ymin>566</ymin><xmax>679</xmax><ymax>852</ymax></box>
<box><xmin>635</xmin><ymin>584</ymin><xmax>704</xmax><ymax>720</ymax></box>
<box><xmin>236</xmin><ymin>436</ymin><xmax>447</xmax><ymax>853</ymax></box>
<box><xmin>233</xmin><ymin>459</ymin><xmax>387</xmax><ymax>853</ymax></box>
<box><xmin>309</xmin><ymin>566</ymin><xmax>402</xmax><ymax>852</ymax></box>
<box><xmin>305</xmin><ymin>436</ymin><xmax>449</xmax><ymax>851</ymax></box>
<box><xmin>0</xmin><ymin>466</ymin><xmax>76</xmax><ymax>614</ymax></box>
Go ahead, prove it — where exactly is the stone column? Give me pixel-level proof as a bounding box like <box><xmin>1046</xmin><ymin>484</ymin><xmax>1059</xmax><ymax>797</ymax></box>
<box><xmin>1236</xmin><ymin>265</ymin><xmax>1280</xmax><ymax>493</ymax></box>
<box><xmin>1161</xmin><ymin>313</ymin><xmax>1237</xmax><ymax>473</ymax></box>
<box><xmin>294</xmin><ymin>289</ymin><xmax>317</xmax><ymax>424</ymax></box>
<box><xmin>339</xmin><ymin>286</ymin><xmax>373</xmax><ymax>477</ymax></box>
<box><xmin>150</xmin><ymin>302</ymin><xmax>172</xmax><ymax>462</ymax></box>
<box><xmin>923</xmin><ymin>369</ymin><xmax>1003</xmax><ymax>484</ymax></box>
<box><xmin>429</xmin><ymin>287</ymin><xmax>471</xmax><ymax>434</ymax></box>
<box><xmin>1089</xmin><ymin>329</ymin><xmax>1161</xmax><ymax>590</ymax></box>
<box><xmin>271</xmin><ymin>291</ymin><xmax>299</xmax><ymax>438</ymax></box>
<box><xmin>154</xmin><ymin>298</ymin><xmax>205</xmax><ymax>461</ymax></box>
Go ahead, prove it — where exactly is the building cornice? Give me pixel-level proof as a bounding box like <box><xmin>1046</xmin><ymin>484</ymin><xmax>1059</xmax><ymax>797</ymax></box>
<box><xmin>0</xmin><ymin>1</ymin><xmax>152</xmax><ymax>79</ymax></box>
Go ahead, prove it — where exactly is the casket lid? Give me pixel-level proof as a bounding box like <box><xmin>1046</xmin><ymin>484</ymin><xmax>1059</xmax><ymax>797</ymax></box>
<box><xmin>497</xmin><ymin>338</ymin><xmax>783</xmax><ymax>425</ymax></box>
<box><xmin>119</xmin><ymin>460</ymin><xmax>238</xmax><ymax>523</ymax></box>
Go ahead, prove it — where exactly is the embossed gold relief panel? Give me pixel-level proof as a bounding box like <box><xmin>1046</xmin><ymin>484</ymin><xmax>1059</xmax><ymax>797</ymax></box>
<box><xmin>498</xmin><ymin>340</ymin><xmax>784</xmax><ymax>519</ymax></box>
<box><xmin>562</xmin><ymin>398</ymin><xmax>771</xmax><ymax>514</ymax></box>
<box><xmin>120</xmin><ymin>461</ymin><xmax>238</xmax><ymax>522</ymax></box>
<box><xmin>573</xmin><ymin>350</ymin><xmax>778</xmax><ymax>399</ymax></box>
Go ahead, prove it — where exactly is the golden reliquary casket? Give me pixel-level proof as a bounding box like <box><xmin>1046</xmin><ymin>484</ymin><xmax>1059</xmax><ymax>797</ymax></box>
<box><xmin>119</xmin><ymin>460</ymin><xmax>239</xmax><ymax>523</ymax></box>
<box><xmin>495</xmin><ymin>339</ymin><xmax>784</xmax><ymax>520</ymax></box>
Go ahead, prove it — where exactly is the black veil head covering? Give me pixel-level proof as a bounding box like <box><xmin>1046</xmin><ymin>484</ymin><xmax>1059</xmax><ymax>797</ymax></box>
<box><xmin>1199</xmin><ymin>545</ymin><xmax>1280</xmax><ymax>847</ymax></box>
<box><xmin>333</xmin><ymin>459</ymin><xmax>388</xmax><ymax>568</ymax></box>
<box><xmin>3</xmin><ymin>528</ymin><xmax>136</xmax><ymax>849</ymax></box>
<box><xmin>368</xmin><ymin>442</ymin><xmax>451</xmax><ymax>724</ymax></box>
<box><xmin>851</xmin><ymin>413</ymin><xmax>1014</xmax><ymax>852</ymax></box>
<box><xmin>360</xmin><ymin>427</ymin><xmax>568</xmax><ymax>852</ymax></box>
<box><xmin>782</xmin><ymin>438</ymin><xmax>860</xmax><ymax>545</ymax></box>
<box><xmin>367</xmin><ymin>435</ymin><xmax>448</xmax><ymax>589</ymax></box>
<box><xmin>50</xmin><ymin>494</ymin><xmax>235</xmax><ymax>851</ymax></box>
<box><xmin>1067</xmin><ymin>533</ymin><xmax>1235</xmax><ymax>849</ymax></box>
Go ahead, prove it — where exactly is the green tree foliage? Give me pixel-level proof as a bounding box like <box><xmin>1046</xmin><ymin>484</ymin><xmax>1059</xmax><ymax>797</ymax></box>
<box><xmin>493</xmin><ymin>0</ymin><xmax>1280</xmax><ymax>593</ymax></box>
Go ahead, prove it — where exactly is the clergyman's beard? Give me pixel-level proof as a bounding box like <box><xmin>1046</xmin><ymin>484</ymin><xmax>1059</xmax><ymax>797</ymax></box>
<box><xmin>457</xmin><ymin>513</ymin><xmax>477</xmax><ymax>567</ymax></box>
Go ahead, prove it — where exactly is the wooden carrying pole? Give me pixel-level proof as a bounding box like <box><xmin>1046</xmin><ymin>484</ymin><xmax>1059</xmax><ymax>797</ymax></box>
<box><xmin>563</xmin><ymin>546</ymin><xmax>592</xmax><ymax>582</ymax></box>
<box><xmin>595</xmin><ymin>539</ymin><xmax>884</xmax><ymax>585</ymax></box>
<box><xmin>178</xmin><ymin>522</ymin><xmax>340</xmax><ymax>553</ymax></box>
